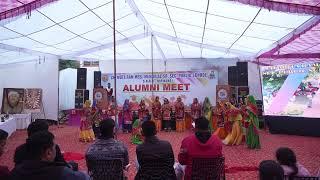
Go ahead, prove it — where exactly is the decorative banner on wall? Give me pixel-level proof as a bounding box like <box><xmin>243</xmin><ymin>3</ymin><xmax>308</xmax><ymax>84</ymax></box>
<box><xmin>101</xmin><ymin>70</ymin><xmax>218</xmax><ymax>106</ymax></box>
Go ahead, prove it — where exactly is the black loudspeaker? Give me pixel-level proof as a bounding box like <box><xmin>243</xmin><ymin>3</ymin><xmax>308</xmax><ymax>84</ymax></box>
<box><xmin>77</xmin><ymin>68</ymin><xmax>87</xmax><ymax>89</ymax></box>
<box><xmin>75</xmin><ymin>89</ymin><xmax>89</xmax><ymax>109</ymax></box>
<box><xmin>94</xmin><ymin>71</ymin><xmax>102</xmax><ymax>88</ymax></box>
<box><xmin>228</xmin><ymin>66</ymin><xmax>237</xmax><ymax>86</ymax></box>
<box><xmin>237</xmin><ymin>62</ymin><xmax>248</xmax><ymax>86</ymax></box>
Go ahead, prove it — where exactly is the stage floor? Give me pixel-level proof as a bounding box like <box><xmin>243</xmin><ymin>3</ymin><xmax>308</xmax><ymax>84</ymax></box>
<box><xmin>1</xmin><ymin>126</ymin><xmax>320</xmax><ymax>179</ymax></box>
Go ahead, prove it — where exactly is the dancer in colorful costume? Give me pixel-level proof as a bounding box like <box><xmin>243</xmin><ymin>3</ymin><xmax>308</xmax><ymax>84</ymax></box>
<box><xmin>202</xmin><ymin>97</ymin><xmax>213</xmax><ymax>131</ymax></box>
<box><xmin>122</xmin><ymin>99</ymin><xmax>132</xmax><ymax>133</ymax></box>
<box><xmin>244</xmin><ymin>95</ymin><xmax>261</xmax><ymax>149</ymax></box>
<box><xmin>131</xmin><ymin>112</ymin><xmax>143</xmax><ymax>145</ymax></box>
<box><xmin>79</xmin><ymin>101</ymin><xmax>95</xmax><ymax>142</ymax></box>
<box><xmin>175</xmin><ymin>97</ymin><xmax>185</xmax><ymax>132</ymax></box>
<box><xmin>162</xmin><ymin>98</ymin><xmax>172</xmax><ymax>131</ymax></box>
<box><xmin>152</xmin><ymin>96</ymin><xmax>162</xmax><ymax>132</ymax></box>
<box><xmin>213</xmin><ymin>101</ymin><xmax>228</xmax><ymax>139</ymax></box>
<box><xmin>222</xmin><ymin>102</ymin><xmax>243</xmax><ymax>145</ymax></box>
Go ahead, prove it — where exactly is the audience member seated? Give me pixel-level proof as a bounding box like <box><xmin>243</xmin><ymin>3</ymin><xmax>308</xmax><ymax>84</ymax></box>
<box><xmin>10</xmin><ymin>131</ymin><xmax>89</xmax><ymax>180</ymax></box>
<box><xmin>259</xmin><ymin>160</ymin><xmax>284</xmax><ymax>180</ymax></box>
<box><xmin>276</xmin><ymin>147</ymin><xmax>311</xmax><ymax>178</ymax></box>
<box><xmin>178</xmin><ymin>117</ymin><xmax>222</xmax><ymax>180</ymax></box>
<box><xmin>86</xmin><ymin>119</ymin><xmax>129</xmax><ymax>178</ymax></box>
<box><xmin>0</xmin><ymin>129</ymin><xmax>9</xmax><ymax>180</ymax></box>
<box><xmin>14</xmin><ymin>120</ymin><xmax>66</xmax><ymax>166</ymax></box>
<box><xmin>135</xmin><ymin>121</ymin><xmax>176</xmax><ymax>180</ymax></box>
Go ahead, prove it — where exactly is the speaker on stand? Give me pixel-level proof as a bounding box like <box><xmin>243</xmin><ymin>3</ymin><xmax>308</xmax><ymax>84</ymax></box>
<box><xmin>228</xmin><ymin>66</ymin><xmax>238</xmax><ymax>86</ymax></box>
<box><xmin>77</xmin><ymin>68</ymin><xmax>87</xmax><ymax>89</ymax></box>
<box><xmin>94</xmin><ymin>71</ymin><xmax>102</xmax><ymax>88</ymax></box>
<box><xmin>236</xmin><ymin>62</ymin><xmax>248</xmax><ymax>86</ymax></box>
<box><xmin>75</xmin><ymin>89</ymin><xmax>89</xmax><ymax>109</ymax></box>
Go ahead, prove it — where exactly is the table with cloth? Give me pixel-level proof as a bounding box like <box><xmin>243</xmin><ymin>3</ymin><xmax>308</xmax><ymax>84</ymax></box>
<box><xmin>12</xmin><ymin>113</ymin><xmax>31</xmax><ymax>129</ymax></box>
<box><xmin>0</xmin><ymin>117</ymin><xmax>16</xmax><ymax>137</ymax></box>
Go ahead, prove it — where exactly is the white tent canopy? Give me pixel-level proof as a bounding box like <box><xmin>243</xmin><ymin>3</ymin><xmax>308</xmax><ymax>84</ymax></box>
<box><xmin>0</xmin><ymin>0</ymin><xmax>314</xmax><ymax>64</ymax></box>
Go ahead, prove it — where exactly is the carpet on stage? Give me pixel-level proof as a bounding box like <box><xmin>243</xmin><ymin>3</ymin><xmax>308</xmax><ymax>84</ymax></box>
<box><xmin>1</xmin><ymin>125</ymin><xmax>320</xmax><ymax>179</ymax></box>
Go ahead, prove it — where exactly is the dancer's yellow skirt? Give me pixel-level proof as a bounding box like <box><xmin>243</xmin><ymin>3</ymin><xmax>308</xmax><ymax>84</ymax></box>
<box><xmin>223</xmin><ymin>121</ymin><xmax>243</xmax><ymax>145</ymax></box>
<box><xmin>79</xmin><ymin>129</ymin><xmax>95</xmax><ymax>142</ymax></box>
<box><xmin>214</xmin><ymin>127</ymin><xmax>228</xmax><ymax>140</ymax></box>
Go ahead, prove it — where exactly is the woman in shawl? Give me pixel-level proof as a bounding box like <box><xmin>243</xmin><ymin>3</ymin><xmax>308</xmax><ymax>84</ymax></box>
<box><xmin>191</xmin><ymin>98</ymin><xmax>202</xmax><ymax>122</ymax></box>
<box><xmin>244</xmin><ymin>95</ymin><xmax>261</xmax><ymax>149</ymax></box>
<box><xmin>122</xmin><ymin>99</ymin><xmax>132</xmax><ymax>133</ymax></box>
<box><xmin>152</xmin><ymin>96</ymin><xmax>162</xmax><ymax>132</ymax></box>
<box><xmin>162</xmin><ymin>98</ymin><xmax>172</xmax><ymax>131</ymax></box>
<box><xmin>138</xmin><ymin>100</ymin><xmax>147</xmax><ymax>120</ymax></box>
<box><xmin>202</xmin><ymin>97</ymin><xmax>213</xmax><ymax>131</ymax></box>
<box><xmin>108</xmin><ymin>96</ymin><xmax>117</xmax><ymax>121</ymax></box>
<box><xmin>175</xmin><ymin>96</ymin><xmax>185</xmax><ymax>132</ymax></box>
<box><xmin>222</xmin><ymin>102</ymin><xmax>243</xmax><ymax>145</ymax></box>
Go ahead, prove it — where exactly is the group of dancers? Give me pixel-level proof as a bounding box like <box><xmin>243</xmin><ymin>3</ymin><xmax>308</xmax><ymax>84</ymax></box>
<box><xmin>77</xmin><ymin>94</ymin><xmax>261</xmax><ymax>149</ymax></box>
<box><xmin>213</xmin><ymin>95</ymin><xmax>261</xmax><ymax>149</ymax></box>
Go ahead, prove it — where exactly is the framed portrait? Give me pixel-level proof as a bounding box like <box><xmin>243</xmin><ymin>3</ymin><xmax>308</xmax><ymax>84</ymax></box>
<box><xmin>1</xmin><ymin>88</ymin><xmax>25</xmax><ymax>114</ymax></box>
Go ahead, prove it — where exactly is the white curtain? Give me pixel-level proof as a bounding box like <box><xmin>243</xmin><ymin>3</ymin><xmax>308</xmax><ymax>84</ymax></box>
<box><xmin>59</xmin><ymin>68</ymin><xmax>77</xmax><ymax>110</ymax></box>
<box><xmin>59</xmin><ymin>67</ymin><xmax>99</xmax><ymax>110</ymax></box>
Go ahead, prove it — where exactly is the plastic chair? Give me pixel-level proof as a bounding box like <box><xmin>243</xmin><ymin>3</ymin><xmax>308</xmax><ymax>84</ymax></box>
<box><xmin>284</xmin><ymin>176</ymin><xmax>319</xmax><ymax>180</ymax></box>
<box><xmin>86</xmin><ymin>156</ymin><xmax>124</xmax><ymax>180</ymax></box>
<box><xmin>135</xmin><ymin>154</ymin><xmax>177</xmax><ymax>180</ymax></box>
<box><xmin>191</xmin><ymin>157</ymin><xmax>225</xmax><ymax>180</ymax></box>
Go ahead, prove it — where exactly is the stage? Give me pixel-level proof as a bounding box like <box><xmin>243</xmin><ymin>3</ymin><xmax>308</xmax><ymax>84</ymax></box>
<box><xmin>265</xmin><ymin>115</ymin><xmax>320</xmax><ymax>137</ymax></box>
<box><xmin>1</xmin><ymin>125</ymin><xmax>320</xmax><ymax>179</ymax></box>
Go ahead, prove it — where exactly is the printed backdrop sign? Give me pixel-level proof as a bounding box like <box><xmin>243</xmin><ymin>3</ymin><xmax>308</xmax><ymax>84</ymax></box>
<box><xmin>101</xmin><ymin>70</ymin><xmax>218</xmax><ymax>106</ymax></box>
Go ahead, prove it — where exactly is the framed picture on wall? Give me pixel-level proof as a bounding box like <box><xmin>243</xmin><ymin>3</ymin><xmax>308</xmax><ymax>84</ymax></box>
<box><xmin>24</xmin><ymin>88</ymin><xmax>42</xmax><ymax>113</ymax></box>
<box><xmin>1</xmin><ymin>88</ymin><xmax>25</xmax><ymax>114</ymax></box>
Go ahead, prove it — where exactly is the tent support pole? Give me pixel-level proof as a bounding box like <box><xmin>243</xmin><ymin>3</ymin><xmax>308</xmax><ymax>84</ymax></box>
<box><xmin>257</xmin><ymin>58</ymin><xmax>266</xmax><ymax>130</ymax></box>
<box><xmin>113</xmin><ymin>0</ymin><xmax>118</xmax><ymax>135</ymax></box>
<box><xmin>151</xmin><ymin>35</ymin><xmax>154</xmax><ymax>97</ymax></box>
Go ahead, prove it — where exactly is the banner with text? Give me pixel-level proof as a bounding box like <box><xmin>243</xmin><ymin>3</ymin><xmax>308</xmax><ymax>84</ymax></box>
<box><xmin>101</xmin><ymin>70</ymin><xmax>218</xmax><ymax>106</ymax></box>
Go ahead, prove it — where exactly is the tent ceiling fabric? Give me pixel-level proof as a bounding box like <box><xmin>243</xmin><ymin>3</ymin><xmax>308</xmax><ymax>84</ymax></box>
<box><xmin>0</xmin><ymin>0</ymin><xmax>317</xmax><ymax>65</ymax></box>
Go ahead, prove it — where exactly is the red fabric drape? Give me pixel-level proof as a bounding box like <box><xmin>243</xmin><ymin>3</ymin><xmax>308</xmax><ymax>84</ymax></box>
<box><xmin>233</xmin><ymin>0</ymin><xmax>320</xmax><ymax>15</ymax></box>
<box><xmin>0</xmin><ymin>0</ymin><xmax>58</xmax><ymax>21</ymax></box>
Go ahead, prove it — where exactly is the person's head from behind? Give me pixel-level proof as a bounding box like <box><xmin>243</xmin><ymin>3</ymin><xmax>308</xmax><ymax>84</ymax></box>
<box><xmin>0</xmin><ymin>129</ymin><xmax>8</xmax><ymax>157</ymax></box>
<box><xmin>195</xmin><ymin>117</ymin><xmax>209</xmax><ymax>132</ymax></box>
<box><xmin>276</xmin><ymin>147</ymin><xmax>298</xmax><ymax>176</ymax></box>
<box><xmin>141</xmin><ymin>121</ymin><xmax>156</xmax><ymax>137</ymax></box>
<box><xmin>276</xmin><ymin>147</ymin><xmax>296</xmax><ymax>166</ymax></box>
<box><xmin>107</xmin><ymin>83</ymin><xmax>111</xmax><ymax>88</ymax></box>
<box><xmin>100</xmin><ymin>119</ymin><xmax>115</xmax><ymax>138</ymax></box>
<box><xmin>26</xmin><ymin>131</ymin><xmax>56</xmax><ymax>162</ymax></box>
<box><xmin>27</xmin><ymin>120</ymin><xmax>49</xmax><ymax>137</ymax></box>
<box><xmin>259</xmin><ymin>160</ymin><xmax>284</xmax><ymax>180</ymax></box>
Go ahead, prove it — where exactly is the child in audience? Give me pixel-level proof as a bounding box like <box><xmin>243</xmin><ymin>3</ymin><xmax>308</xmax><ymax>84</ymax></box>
<box><xmin>259</xmin><ymin>160</ymin><xmax>284</xmax><ymax>180</ymax></box>
<box><xmin>276</xmin><ymin>147</ymin><xmax>310</xmax><ymax>177</ymax></box>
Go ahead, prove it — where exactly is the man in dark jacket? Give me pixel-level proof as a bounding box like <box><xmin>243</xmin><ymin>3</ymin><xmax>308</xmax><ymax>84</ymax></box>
<box><xmin>135</xmin><ymin>121</ymin><xmax>176</xmax><ymax>179</ymax></box>
<box><xmin>10</xmin><ymin>131</ymin><xmax>89</xmax><ymax>180</ymax></box>
<box><xmin>14</xmin><ymin>120</ymin><xmax>66</xmax><ymax>165</ymax></box>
